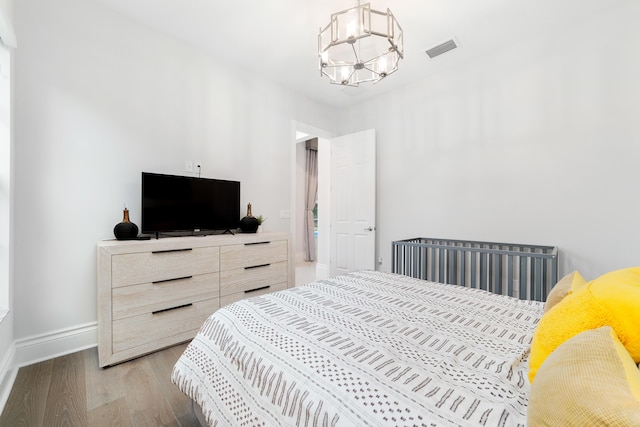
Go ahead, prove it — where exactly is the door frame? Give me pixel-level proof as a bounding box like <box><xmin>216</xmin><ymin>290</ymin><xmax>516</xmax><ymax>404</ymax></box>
<box><xmin>290</xmin><ymin>121</ymin><xmax>335</xmax><ymax>280</ymax></box>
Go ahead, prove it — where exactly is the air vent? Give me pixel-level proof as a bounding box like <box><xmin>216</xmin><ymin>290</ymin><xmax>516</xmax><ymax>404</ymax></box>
<box><xmin>425</xmin><ymin>38</ymin><xmax>459</xmax><ymax>59</ymax></box>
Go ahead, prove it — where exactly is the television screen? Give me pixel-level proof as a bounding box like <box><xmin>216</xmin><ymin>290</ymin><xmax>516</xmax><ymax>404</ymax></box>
<box><xmin>141</xmin><ymin>172</ymin><xmax>240</xmax><ymax>235</ymax></box>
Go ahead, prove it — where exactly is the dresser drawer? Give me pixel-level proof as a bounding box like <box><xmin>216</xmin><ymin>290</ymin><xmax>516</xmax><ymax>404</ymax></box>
<box><xmin>112</xmin><ymin>246</ymin><xmax>219</xmax><ymax>288</ymax></box>
<box><xmin>220</xmin><ymin>261</ymin><xmax>288</xmax><ymax>296</ymax></box>
<box><xmin>220</xmin><ymin>282</ymin><xmax>288</xmax><ymax>308</ymax></box>
<box><xmin>112</xmin><ymin>297</ymin><xmax>219</xmax><ymax>354</ymax></box>
<box><xmin>112</xmin><ymin>273</ymin><xmax>219</xmax><ymax>320</ymax></box>
<box><xmin>220</xmin><ymin>240</ymin><xmax>287</xmax><ymax>270</ymax></box>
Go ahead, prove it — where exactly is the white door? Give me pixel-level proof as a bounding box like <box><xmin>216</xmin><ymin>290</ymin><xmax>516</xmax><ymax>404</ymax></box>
<box><xmin>330</xmin><ymin>129</ymin><xmax>376</xmax><ymax>275</ymax></box>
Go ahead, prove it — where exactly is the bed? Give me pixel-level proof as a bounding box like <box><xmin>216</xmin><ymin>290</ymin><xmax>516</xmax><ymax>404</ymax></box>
<box><xmin>171</xmin><ymin>270</ymin><xmax>543</xmax><ymax>426</ymax></box>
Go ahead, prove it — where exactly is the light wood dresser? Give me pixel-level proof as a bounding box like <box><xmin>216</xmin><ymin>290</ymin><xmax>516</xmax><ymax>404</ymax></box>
<box><xmin>97</xmin><ymin>232</ymin><xmax>293</xmax><ymax>367</ymax></box>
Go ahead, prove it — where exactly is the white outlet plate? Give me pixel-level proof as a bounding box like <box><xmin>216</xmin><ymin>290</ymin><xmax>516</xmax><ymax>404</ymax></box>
<box><xmin>185</xmin><ymin>161</ymin><xmax>193</xmax><ymax>172</ymax></box>
<box><xmin>279</xmin><ymin>209</ymin><xmax>290</xmax><ymax>219</ymax></box>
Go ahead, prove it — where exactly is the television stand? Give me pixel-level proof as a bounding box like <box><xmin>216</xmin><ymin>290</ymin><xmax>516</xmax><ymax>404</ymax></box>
<box><xmin>96</xmin><ymin>232</ymin><xmax>294</xmax><ymax>367</ymax></box>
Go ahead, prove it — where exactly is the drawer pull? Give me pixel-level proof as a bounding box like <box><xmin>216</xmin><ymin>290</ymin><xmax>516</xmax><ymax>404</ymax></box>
<box><xmin>152</xmin><ymin>303</ymin><xmax>193</xmax><ymax>315</ymax></box>
<box><xmin>245</xmin><ymin>263</ymin><xmax>270</xmax><ymax>270</ymax></box>
<box><xmin>244</xmin><ymin>241</ymin><xmax>271</xmax><ymax>246</ymax></box>
<box><xmin>152</xmin><ymin>248</ymin><xmax>193</xmax><ymax>254</ymax></box>
<box><xmin>245</xmin><ymin>285</ymin><xmax>270</xmax><ymax>294</ymax></box>
<box><xmin>152</xmin><ymin>275</ymin><xmax>193</xmax><ymax>284</ymax></box>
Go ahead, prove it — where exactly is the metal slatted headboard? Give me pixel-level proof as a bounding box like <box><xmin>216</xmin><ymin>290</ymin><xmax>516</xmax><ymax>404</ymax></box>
<box><xmin>391</xmin><ymin>237</ymin><xmax>558</xmax><ymax>302</ymax></box>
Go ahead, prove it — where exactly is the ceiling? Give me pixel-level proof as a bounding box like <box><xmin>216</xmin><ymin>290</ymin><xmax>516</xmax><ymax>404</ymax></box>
<box><xmin>93</xmin><ymin>0</ymin><xmax>628</xmax><ymax>108</ymax></box>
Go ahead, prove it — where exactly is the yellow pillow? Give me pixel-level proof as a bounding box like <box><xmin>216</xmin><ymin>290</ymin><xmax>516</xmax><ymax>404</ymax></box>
<box><xmin>529</xmin><ymin>267</ymin><xmax>640</xmax><ymax>383</ymax></box>
<box><xmin>589</xmin><ymin>268</ymin><xmax>640</xmax><ymax>359</ymax></box>
<box><xmin>543</xmin><ymin>270</ymin><xmax>586</xmax><ymax>313</ymax></box>
<box><xmin>528</xmin><ymin>326</ymin><xmax>640</xmax><ymax>426</ymax></box>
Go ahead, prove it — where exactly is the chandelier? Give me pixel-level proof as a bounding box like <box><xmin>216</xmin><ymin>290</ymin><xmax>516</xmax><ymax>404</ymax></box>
<box><xmin>318</xmin><ymin>0</ymin><xmax>403</xmax><ymax>86</ymax></box>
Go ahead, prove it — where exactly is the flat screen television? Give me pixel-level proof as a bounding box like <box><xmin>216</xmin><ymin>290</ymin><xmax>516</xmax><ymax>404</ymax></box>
<box><xmin>141</xmin><ymin>172</ymin><xmax>240</xmax><ymax>236</ymax></box>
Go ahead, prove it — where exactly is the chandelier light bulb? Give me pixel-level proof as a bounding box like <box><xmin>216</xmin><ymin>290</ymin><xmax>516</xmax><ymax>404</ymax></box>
<box><xmin>347</xmin><ymin>20</ymin><xmax>357</xmax><ymax>39</ymax></box>
<box><xmin>341</xmin><ymin>66</ymin><xmax>351</xmax><ymax>82</ymax></box>
<box><xmin>379</xmin><ymin>56</ymin><xmax>387</xmax><ymax>75</ymax></box>
<box><xmin>321</xmin><ymin>51</ymin><xmax>329</xmax><ymax>66</ymax></box>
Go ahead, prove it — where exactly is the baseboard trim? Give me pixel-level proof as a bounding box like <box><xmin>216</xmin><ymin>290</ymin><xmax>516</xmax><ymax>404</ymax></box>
<box><xmin>0</xmin><ymin>323</ymin><xmax>97</xmax><ymax>414</ymax></box>
<box><xmin>13</xmin><ymin>322</ymin><xmax>98</xmax><ymax>369</ymax></box>
<box><xmin>0</xmin><ymin>341</ymin><xmax>16</xmax><ymax>414</ymax></box>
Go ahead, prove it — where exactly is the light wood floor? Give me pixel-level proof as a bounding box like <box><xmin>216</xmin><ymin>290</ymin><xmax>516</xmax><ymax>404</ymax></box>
<box><xmin>0</xmin><ymin>342</ymin><xmax>201</xmax><ymax>427</ymax></box>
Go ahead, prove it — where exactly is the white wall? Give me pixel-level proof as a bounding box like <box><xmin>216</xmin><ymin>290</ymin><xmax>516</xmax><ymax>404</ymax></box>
<box><xmin>339</xmin><ymin>2</ymin><xmax>640</xmax><ymax>280</ymax></box>
<box><xmin>0</xmin><ymin>0</ymin><xmax>14</xmax><ymax>408</ymax></box>
<box><xmin>12</xmin><ymin>0</ymin><xmax>337</xmax><ymax>344</ymax></box>
<box><xmin>0</xmin><ymin>41</ymin><xmax>9</xmax><ymax>313</ymax></box>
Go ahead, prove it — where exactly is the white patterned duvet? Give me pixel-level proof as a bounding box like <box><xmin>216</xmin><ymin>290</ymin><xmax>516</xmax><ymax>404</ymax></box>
<box><xmin>171</xmin><ymin>270</ymin><xmax>543</xmax><ymax>427</ymax></box>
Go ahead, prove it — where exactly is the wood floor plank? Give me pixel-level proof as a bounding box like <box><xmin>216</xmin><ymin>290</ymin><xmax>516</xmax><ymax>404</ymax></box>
<box><xmin>84</xmin><ymin>347</ymin><xmax>126</xmax><ymax>411</ymax></box>
<box><xmin>0</xmin><ymin>359</ymin><xmax>54</xmax><ymax>426</ymax></box>
<box><xmin>42</xmin><ymin>352</ymin><xmax>88</xmax><ymax>427</ymax></box>
<box><xmin>176</xmin><ymin>409</ymin><xmax>201</xmax><ymax>427</ymax></box>
<box><xmin>120</xmin><ymin>355</ymin><xmax>179</xmax><ymax>426</ymax></box>
<box><xmin>147</xmin><ymin>343</ymin><xmax>194</xmax><ymax>421</ymax></box>
<box><xmin>0</xmin><ymin>344</ymin><xmax>200</xmax><ymax>427</ymax></box>
<box><xmin>87</xmin><ymin>396</ymin><xmax>134</xmax><ymax>427</ymax></box>
<box><xmin>169</xmin><ymin>342</ymin><xmax>190</xmax><ymax>360</ymax></box>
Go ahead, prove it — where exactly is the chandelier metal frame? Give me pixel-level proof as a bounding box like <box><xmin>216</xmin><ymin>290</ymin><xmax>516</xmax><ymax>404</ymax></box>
<box><xmin>318</xmin><ymin>1</ymin><xmax>404</xmax><ymax>86</ymax></box>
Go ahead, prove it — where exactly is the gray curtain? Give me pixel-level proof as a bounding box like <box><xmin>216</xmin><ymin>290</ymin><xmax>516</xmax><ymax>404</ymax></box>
<box><xmin>304</xmin><ymin>139</ymin><xmax>318</xmax><ymax>262</ymax></box>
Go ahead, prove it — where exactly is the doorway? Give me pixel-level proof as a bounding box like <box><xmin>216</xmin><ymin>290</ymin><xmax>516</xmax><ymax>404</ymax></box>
<box><xmin>291</xmin><ymin>122</ymin><xmax>333</xmax><ymax>285</ymax></box>
<box><xmin>290</xmin><ymin>123</ymin><xmax>377</xmax><ymax>285</ymax></box>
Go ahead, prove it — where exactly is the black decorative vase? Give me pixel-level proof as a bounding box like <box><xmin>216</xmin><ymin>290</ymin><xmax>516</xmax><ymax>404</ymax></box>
<box><xmin>114</xmin><ymin>208</ymin><xmax>139</xmax><ymax>240</ymax></box>
<box><xmin>239</xmin><ymin>203</ymin><xmax>259</xmax><ymax>233</ymax></box>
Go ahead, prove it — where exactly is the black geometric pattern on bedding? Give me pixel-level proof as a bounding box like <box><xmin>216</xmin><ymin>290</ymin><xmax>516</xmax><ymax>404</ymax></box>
<box><xmin>172</xmin><ymin>270</ymin><xmax>543</xmax><ymax>427</ymax></box>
